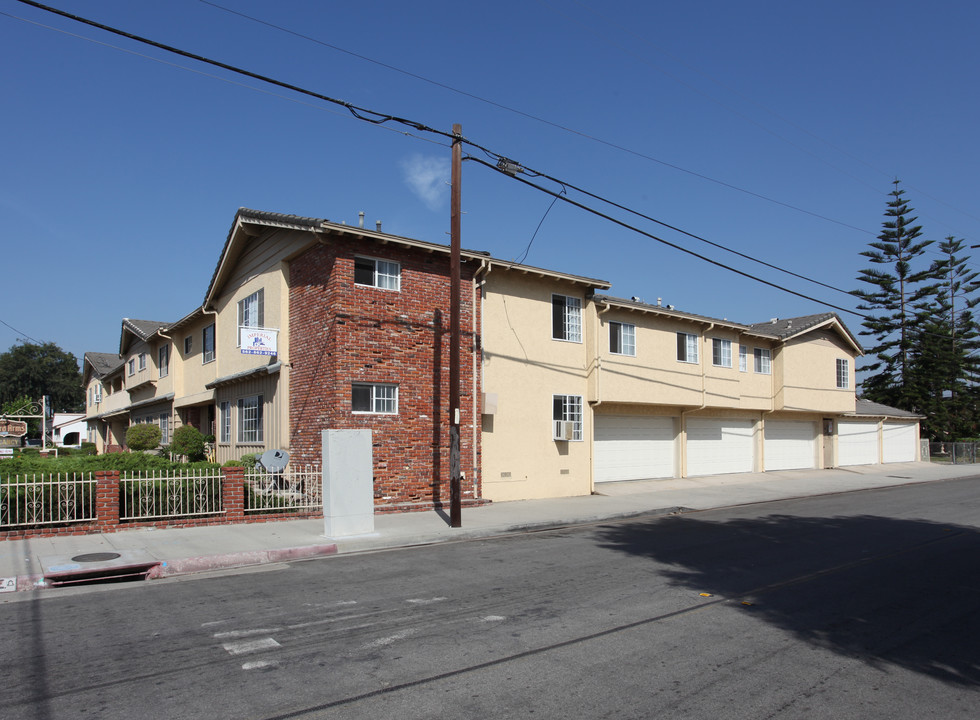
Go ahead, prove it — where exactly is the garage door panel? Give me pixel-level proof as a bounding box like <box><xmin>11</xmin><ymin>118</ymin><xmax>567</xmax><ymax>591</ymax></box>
<box><xmin>883</xmin><ymin>422</ymin><xmax>917</xmax><ymax>463</ymax></box>
<box><xmin>686</xmin><ymin>418</ymin><xmax>754</xmax><ymax>476</ymax></box>
<box><xmin>764</xmin><ymin>420</ymin><xmax>817</xmax><ymax>471</ymax></box>
<box><xmin>594</xmin><ymin>415</ymin><xmax>675</xmax><ymax>483</ymax></box>
<box><xmin>838</xmin><ymin>422</ymin><xmax>879</xmax><ymax>466</ymax></box>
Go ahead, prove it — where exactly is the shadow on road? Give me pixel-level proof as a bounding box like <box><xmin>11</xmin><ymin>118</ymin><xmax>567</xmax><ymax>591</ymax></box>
<box><xmin>594</xmin><ymin>513</ymin><xmax>980</xmax><ymax>686</ymax></box>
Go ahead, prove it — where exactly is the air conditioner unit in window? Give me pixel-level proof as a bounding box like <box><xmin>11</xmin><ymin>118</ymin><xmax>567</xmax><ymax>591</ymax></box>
<box><xmin>554</xmin><ymin>420</ymin><xmax>574</xmax><ymax>441</ymax></box>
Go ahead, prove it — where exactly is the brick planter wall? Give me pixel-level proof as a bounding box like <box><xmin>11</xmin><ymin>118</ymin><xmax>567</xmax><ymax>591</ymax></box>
<box><xmin>288</xmin><ymin>237</ymin><xmax>482</xmax><ymax>511</ymax></box>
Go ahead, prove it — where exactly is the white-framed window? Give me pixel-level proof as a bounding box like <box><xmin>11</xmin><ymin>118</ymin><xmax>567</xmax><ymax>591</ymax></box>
<box><xmin>138</xmin><ymin>353</ymin><xmax>147</xmax><ymax>371</ymax></box>
<box><xmin>754</xmin><ymin>347</ymin><xmax>771</xmax><ymax>374</ymax></box>
<box><xmin>552</xmin><ymin>295</ymin><xmax>582</xmax><ymax>343</ymax></box>
<box><xmin>238</xmin><ymin>289</ymin><xmax>265</xmax><ymax>332</ymax></box>
<box><xmin>609</xmin><ymin>321</ymin><xmax>636</xmax><ymax>356</ymax></box>
<box><xmin>237</xmin><ymin>395</ymin><xmax>264</xmax><ymax>443</ymax></box>
<box><xmin>553</xmin><ymin>394</ymin><xmax>584</xmax><ymax>441</ymax></box>
<box><xmin>836</xmin><ymin>358</ymin><xmax>849</xmax><ymax>388</ymax></box>
<box><xmin>352</xmin><ymin>383</ymin><xmax>398</xmax><ymax>414</ymax></box>
<box><xmin>184</xmin><ymin>335</ymin><xmax>192</xmax><ymax>355</ymax></box>
<box><xmin>203</xmin><ymin>324</ymin><xmax>215</xmax><ymax>364</ymax></box>
<box><xmin>677</xmin><ymin>332</ymin><xmax>699</xmax><ymax>364</ymax></box>
<box><xmin>127</xmin><ymin>358</ymin><xmax>136</xmax><ymax>376</ymax></box>
<box><xmin>219</xmin><ymin>401</ymin><xmax>231</xmax><ymax>443</ymax></box>
<box><xmin>158</xmin><ymin>345</ymin><xmax>169</xmax><ymax>378</ymax></box>
<box><xmin>354</xmin><ymin>257</ymin><xmax>401</xmax><ymax>291</ymax></box>
<box><xmin>712</xmin><ymin>338</ymin><xmax>732</xmax><ymax>368</ymax></box>
<box><xmin>739</xmin><ymin>345</ymin><xmax>748</xmax><ymax>372</ymax></box>
<box><xmin>159</xmin><ymin>414</ymin><xmax>169</xmax><ymax>444</ymax></box>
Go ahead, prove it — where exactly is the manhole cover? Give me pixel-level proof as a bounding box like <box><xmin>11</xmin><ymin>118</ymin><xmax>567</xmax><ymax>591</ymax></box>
<box><xmin>71</xmin><ymin>552</ymin><xmax>122</xmax><ymax>563</ymax></box>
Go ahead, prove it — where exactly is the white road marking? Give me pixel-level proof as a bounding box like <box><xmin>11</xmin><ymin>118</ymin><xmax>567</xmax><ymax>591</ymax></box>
<box><xmin>405</xmin><ymin>597</ymin><xmax>448</xmax><ymax>605</ymax></box>
<box><xmin>213</xmin><ymin>628</ymin><xmax>282</xmax><ymax>639</ymax></box>
<box><xmin>242</xmin><ymin>660</ymin><xmax>280</xmax><ymax>671</ymax></box>
<box><xmin>481</xmin><ymin>615</ymin><xmax>506</xmax><ymax>622</ymax></box>
<box><xmin>222</xmin><ymin>637</ymin><xmax>281</xmax><ymax>655</ymax></box>
<box><xmin>361</xmin><ymin>629</ymin><xmax>417</xmax><ymax>649</ymax></box>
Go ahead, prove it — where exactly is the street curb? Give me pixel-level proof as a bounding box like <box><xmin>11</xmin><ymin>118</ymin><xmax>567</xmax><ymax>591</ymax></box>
<box><xmin>147</xmin><ymin>543</ymin><xmax>339</xmax><ymax>579</ymax></box>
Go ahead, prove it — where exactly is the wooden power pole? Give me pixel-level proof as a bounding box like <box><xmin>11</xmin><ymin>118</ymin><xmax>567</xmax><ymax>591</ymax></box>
<box><xmin>449</xmin><ymin>123</ymin><xmax>462</xmax><ymax>527</ymax></box>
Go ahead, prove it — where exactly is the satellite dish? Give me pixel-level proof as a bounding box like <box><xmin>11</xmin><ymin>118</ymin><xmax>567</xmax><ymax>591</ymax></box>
<box><xmin>259</xmin><ymin>448</ymin><xmax>290</xmax><ymax>473</ymax></box>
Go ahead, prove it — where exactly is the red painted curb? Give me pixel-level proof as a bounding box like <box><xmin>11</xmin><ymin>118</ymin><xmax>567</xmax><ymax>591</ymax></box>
<box><xmin>147</xmin><ymin>544</ymin><xmax>339</xmax><ymax>578</ymax></box>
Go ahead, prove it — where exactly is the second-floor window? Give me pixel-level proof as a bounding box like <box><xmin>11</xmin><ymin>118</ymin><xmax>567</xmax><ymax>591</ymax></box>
<box><xmin>677</xmin><ymin>332</ymin><xmax>699</xmax><ymax>364</ymax></box>
<box><xmin>552</xmin><ymin>295</ymin><xmax>582</xmax><ymax>343</ymax></box>
<box><xmin>203</xmin><ymin>324</ymin><xmax>215</xmax><ymax>364</ymax></box>
<box><xmin>158</xmin><ymin>345</ymin><xmax>169</xmax><ymax>378</ymax></box>
<box><xmin>354</xmin><ymin>257</ymin><xmax>401</xmax><ymax>290</ymax></box>
<box><xmin>712</xmin><ymin>338</ymin><xmax>732</xmax><ymax>368</ymax></box>
<box><xmin>352</xmin><ymin>383</ymin><xmax>398</xmax><ymax>414</ymax></box>
<box><xmin>739</xmin><ymin>345</ymin><xmax>748</xmax><ymax>372</ymax></box>
<box><xmin>138</xmin><ymin>353</ymin><xmax>147</xmax><ymax>371</ymax></box>
<box><xmin>238</xmin><ymin>289</ymin><xmax>265</xmax><ymax>330</ymax></box>
<box><xmin>836</xmin><ymin>358</ymin><xmax>849</xmax><ymax>388</ymax></box>
<box><xmin>128</xmin><ymin>358</ymin><xmax>136</xmax><ymax>376</ymax></box>
<box><xmin>754</xmin><ymin>348</ymin><xmax>771</xmax><ymax>375</ymax></box>
<box><xmin>609</xmin><ymin>321</ymin><xmax>635</xmax><ymax>356</ymax></box>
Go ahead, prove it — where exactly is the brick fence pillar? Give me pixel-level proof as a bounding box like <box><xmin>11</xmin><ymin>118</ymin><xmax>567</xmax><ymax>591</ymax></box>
<box><xmin>95</xmin><ymin>470</ymin><xmax>120</xmax><ymax>531</ymax></box>
<box><xmin>222</xmin><ymin>466</ymin><xmax>245</xmax><ymax>521</ymax></box>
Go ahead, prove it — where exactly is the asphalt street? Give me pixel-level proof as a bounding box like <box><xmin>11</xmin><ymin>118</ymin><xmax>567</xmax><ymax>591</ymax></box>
<box><xmin>2</xmin><ymin>477</ymin><xmax>979</xmax><ymax>719</ymax></box>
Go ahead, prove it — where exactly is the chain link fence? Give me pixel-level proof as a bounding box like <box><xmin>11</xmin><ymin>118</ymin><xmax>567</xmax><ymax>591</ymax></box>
<box><xmin>928</xmin><ymin>442</ymin><xmax>979</xmax><ymax>464</ymax></box>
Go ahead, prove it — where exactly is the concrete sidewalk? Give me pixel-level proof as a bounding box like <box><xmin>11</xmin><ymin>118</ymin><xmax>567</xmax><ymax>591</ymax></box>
<box><xmin>2</xmin><ymin>462</ymin><xmax>977</xmax><ymax>593</ymax></box>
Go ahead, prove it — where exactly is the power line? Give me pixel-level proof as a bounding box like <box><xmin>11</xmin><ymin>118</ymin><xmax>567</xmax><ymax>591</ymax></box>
<box><xmin>195</xmin><ymin>0</ymin><xmax>873</xmax><ymax>237</ymax></box>
<box><xmin>0</xmin><ymin>318</ymin><xmax>45</xmax><ymax>345</ymax></box>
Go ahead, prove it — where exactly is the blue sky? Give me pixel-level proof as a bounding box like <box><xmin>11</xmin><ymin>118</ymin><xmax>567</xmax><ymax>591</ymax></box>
<box><xmin>3</xmin><ymin>0</ymin><xmax>979</xmax><ymax>374</ymax></box>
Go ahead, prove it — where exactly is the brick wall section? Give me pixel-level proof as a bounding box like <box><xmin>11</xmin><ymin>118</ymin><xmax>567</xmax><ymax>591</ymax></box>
<box><xmin>288</xmin><ymin>236</ymin><xmax>482</xmax><ymax>511</ymax></box>
<box><xmin>95</xmin><ymin>470</ymin><xmax>120</xmax><ymax>531</ymax></box>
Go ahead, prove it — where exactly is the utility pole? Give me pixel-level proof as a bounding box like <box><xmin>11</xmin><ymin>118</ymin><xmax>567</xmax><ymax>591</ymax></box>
<box><xmin>449</xmin><ymin>123</ymin><xmax>463</xmax><ymax>527</ymax></box>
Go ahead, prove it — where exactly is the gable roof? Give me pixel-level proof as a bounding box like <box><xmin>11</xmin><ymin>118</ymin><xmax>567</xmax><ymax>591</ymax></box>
<box><xmin>82</xmin><ymin>352</ymin><xmax>124</xmax><ymax>383</ymax></box>
<box><xmin>119</xmin><ymin>318</ymin><xmax>169</xmax><ymax>355</ymax></box>
<box><xmin>852</xmin><ymin>398</ymin><xmax>923</xmax><ymax>419</ymax></box>
<box><xmin>747</xmin><ymin>313</ymin><xmax>863</xmax><ymax>354</ymax></box>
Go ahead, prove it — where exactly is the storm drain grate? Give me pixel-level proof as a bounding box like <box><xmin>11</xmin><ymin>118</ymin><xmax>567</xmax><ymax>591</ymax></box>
<box><xmin>71</xmin><ymin>552</ymin><xmax>122</xmax><ymax>563</ymax></box>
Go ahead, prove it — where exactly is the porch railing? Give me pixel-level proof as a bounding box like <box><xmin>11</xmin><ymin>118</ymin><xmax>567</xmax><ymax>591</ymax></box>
<box><xmin>0</xmin><ymin>473</ymin><xmax>97</xmax><ymax>528</ymax></box>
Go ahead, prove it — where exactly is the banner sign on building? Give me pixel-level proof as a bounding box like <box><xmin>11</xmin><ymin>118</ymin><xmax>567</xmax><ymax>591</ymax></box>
<box><xmin>240</xmin><ymin>327</ymin><xmax>278</xmax><ymax>356</ymax></box>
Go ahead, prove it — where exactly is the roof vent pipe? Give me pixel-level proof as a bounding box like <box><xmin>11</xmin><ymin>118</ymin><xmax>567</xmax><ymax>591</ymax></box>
<box><xmin>358</xmin><ymin>211</ymin><xmax>365</xmax><ymax>228</ymax></box>
<box><xmin>657</xmin><ymin>297</ymin><xmax>662</xmax><ymax>306</ymax></box>
<box><xmin>376</xmin><ymin>220</ymin><xmax>382</xmax><ymax>231</ymax></box>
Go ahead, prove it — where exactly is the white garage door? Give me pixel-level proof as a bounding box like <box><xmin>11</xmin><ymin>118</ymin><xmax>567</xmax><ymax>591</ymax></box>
<box><xmin>883</xmin><ymin>422</ymin><xmax>917</xmax><ymax>463</ymax></box>
<box><xmin>594</xmin><ymin>415</ymin><xmax>675</xmax><ymax>483</ymax></box>
<box><xmin>764</xmin><ymin>420</ymin><xmax>817</xmax><ymax>471</ymax></box>
<box><xmin>686</xmin><ymin>418</ymin><xmax>755</xmax><ymax>476</ymax></box>
<box><xmin>838</xmin><ymin>422</ymin><xmax>879</xmax><ymax>466</ymax></box>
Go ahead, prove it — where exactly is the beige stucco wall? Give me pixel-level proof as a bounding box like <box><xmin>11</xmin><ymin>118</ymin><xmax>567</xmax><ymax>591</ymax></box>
<box><xmin>776</xmin><ymin>329</ymin><xmax>857</xmax><ymax>413</ymax></box>
<box><xmin>481</xmin><ymin>271</ymin><xmax>594</xmax><ymax>502</ymax></box>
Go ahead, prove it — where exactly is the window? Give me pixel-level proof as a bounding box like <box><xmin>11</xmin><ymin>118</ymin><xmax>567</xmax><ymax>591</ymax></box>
<box><xmin>237</xmin><ymin>395</ymin><xmax>264</xmax><ymax>443</ymax></box>
<box><xmin>159</xmin><ymin>414</ymin><xmax>169</xmax><ymax>444</ymax></box>
<box><xmin>739</xmin><ymin>345</ymin><xmax>748</xmax><ymax>372</ymax></box>
<box><xmin>352</xmin><ymin>383</ymin><xmax>398</xmax><ymax>414</ymax></box>
<box><xmin>712</xmin><ymin>338</ymin><xmax>732</xmax><ymax>368</ymax></box>
<box><xmin>609</xmin><ymin>321</ymin><xmax>636</xmax><ymax>356</ymax></box>
<box><xmin>676</xmin><ymin>332</ymin><xmax>699</xmax><ymax>363</ymax></box>
<box><xmin>184</xmin><ymin>336</ymin><xmax>192</xmax><ymax>355</ymax></box>
<box><xmin>552</xmin><ymin>295</ymin><xmax>582</xmax><ymax>343</ymax></box>
<box><xmin>158</xmin><ymin>345</ymin><xmax>169</xmax><ymax>378</ymax></box>
<box><xmin>836</xmin><ymin>358</ymin><xmax>849</xmax><ymax>388</ymax></box>
<box><xmin>138</xmin><ymin>353</ymin><xmax>147</xmax><ymax>371</ymax></box>
<box><xmin>238</xmin><ymin>289</ymin><xmax>265</xmax><ymax>330</ymax></box>
<box><xmin>95</xmin><ymin>384</ymin><xmax>102</xmax><ymax>403</ymax></box>
<box><xmin>219</xmin><ymin>401</ymin><xmax>231</xmax><ymax>443</ymax></box>
<box><xmin>127</xmin><ymin>358</ymin><xmax>135</xmax><ymax>376</ymax></box>
<box><xmin>553</xmin><ymin>394</ymin><xmax>584</xmax><ymax>441</ymax></box>
<box><xmin>203</xmin><ymin>324</ymin><xmax>215</xmax><ymax>364</ymax></box>
<box><xmin>754</xmin><ymin>347</ymin><xmax>771</xmax><ymax>374</ymax></box>
<box><xmin>354</xmin><ymin>257</ymin><xmax>401</xmax><ymax>290</ymax></box>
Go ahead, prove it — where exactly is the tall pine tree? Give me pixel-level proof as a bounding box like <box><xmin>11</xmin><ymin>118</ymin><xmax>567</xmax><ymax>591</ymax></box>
<box><xmin>854</xmin><ymin>180</ymin><xmax>937</xmax><ymax>409</ymax></box>
<box><xmin>907</xmin><ymin>236</ymin><xmax>980</xmax><ymax>439</ymax></box>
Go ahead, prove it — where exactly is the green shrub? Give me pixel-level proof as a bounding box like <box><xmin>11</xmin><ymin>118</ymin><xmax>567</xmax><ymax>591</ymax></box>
<box><xmin>171</xmin><ymin>425</ymin><xmax>206</xmax><ymax>462</ymax></box>
<box><xmin>239</xmin><ymin>453</ymin><xmax>259</xmax><ymax>471</ymax></box>
<box><xmin>126</xmin><ymin>424</ymin><xmax>162</xmax><ymax>452</ymax></box>
<box><xmin>222</xmin><ymin>459</ymin><xmax>244</xmax><ymax>467</ymax></box>
<box><xmin>79</xmin><ymin>441</ymin><xmax>97</xmax><ymax>456</ymax></box>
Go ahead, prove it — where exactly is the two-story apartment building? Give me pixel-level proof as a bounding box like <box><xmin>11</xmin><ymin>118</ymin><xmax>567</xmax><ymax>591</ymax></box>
<box><xmin>85</xmin><ymin>206</ymin><xmax>921</xmax><ymax>509</ymax></box>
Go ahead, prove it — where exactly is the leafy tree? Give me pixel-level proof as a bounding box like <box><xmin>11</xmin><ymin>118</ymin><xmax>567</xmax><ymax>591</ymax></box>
<box><xmin>171</xmin><ymin>424</ymin><xmax>206</xmax><ymax>461</ymax></box>
<box><xmin>0</xmin><ymin>341</ymin><xmax>83</xmax><ymax>412</ymax></box>
<box><xmin>126</xmin><ymin>423</ymin><xmax>162</xmax><ymax>451</ymax></box>
<box><xmin>853</xmin><ymin>181</ymin><xmax>938</xmax><ymax>408</ymax></box>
